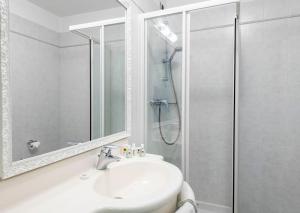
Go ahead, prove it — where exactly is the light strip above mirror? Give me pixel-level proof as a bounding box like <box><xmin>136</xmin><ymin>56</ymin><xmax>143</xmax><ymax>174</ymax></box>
<box><xmin>69</xmin><ymin>17</ymin><xmax>126</xmax><ymax>31</ymax></box>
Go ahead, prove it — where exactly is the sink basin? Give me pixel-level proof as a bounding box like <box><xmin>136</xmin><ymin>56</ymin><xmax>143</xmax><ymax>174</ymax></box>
<box><xmin>3</xmin><ymin>157</ymin><xmax>183</xmax><ymax>213</ymax></box>
<box><xmin>94</xmin><ymin>159</ymin><xmax>183</xmax><ymax>213</ymax></box>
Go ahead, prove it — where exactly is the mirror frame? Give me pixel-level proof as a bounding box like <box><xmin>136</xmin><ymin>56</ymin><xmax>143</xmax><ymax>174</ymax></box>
<box><xmin>0</xmin><ymin>0</ymin><xmax>132</xmax><ymax>179</ymax></box>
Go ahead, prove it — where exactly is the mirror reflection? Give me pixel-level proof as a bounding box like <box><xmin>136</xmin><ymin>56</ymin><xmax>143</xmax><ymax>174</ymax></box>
<box><xmin>9</xmin><ymin>0</ymin><xmax>126</xmax><ymax>161</ymax></box>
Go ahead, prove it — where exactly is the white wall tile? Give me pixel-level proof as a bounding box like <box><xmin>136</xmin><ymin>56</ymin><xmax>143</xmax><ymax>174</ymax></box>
<box><xmin>239</xmin><ymin>12</ymin><xmax>300</xmax><ymax>213</ymax></box>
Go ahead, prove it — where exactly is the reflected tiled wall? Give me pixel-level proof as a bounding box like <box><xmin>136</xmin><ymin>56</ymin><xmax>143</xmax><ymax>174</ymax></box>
<box><xmin>10</xmin><ymin>14</ymin><xmax>61</xmax><ymax>160</ymax></box>
<box><xmin>10</xmin><ymin>14</ymin><xmax>126</xmax><ymax>161</ymax></box>
<box><xmin>10</xmin><ymin>14</ymin><xmax>90</xmax><ymax>160</ymax></box>
<box><xmin>59</xmin><ymin>42</ymin><xmax>90</xmax><ymax>145</ymax></box>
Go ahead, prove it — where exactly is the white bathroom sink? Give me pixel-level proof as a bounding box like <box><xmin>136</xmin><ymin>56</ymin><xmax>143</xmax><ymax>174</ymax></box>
<box><xmin>3</xmin><ymin>157</ymin><xmax>182</xmax><ymax>213</ymax></box>
<box><xmin>93</xmin><ymin>159</ymin><xmax>183</xmax><ymax>212</ymax></box>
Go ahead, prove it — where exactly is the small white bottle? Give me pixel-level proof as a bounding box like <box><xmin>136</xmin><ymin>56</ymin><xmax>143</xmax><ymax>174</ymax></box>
<box><xmin>125</xmin><ymin>144</ymin><xmax>132</xmax><ymax>158</ymax></box>
<box><xmin>132</xmin><ymin>144</ymin><xmax>137</xmax><ymax>157</ymax></box>
<box><xmin>139</xmin><ymin>144</ymin><xmax>145</xmax><ymax>157</ymax></box>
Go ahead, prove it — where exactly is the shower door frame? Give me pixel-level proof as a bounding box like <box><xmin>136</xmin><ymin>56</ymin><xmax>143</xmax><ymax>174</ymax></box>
<box><xmin>139</xmin><ymin>0</ymin><xmax>240</xmax><ymax>212</ymax></box>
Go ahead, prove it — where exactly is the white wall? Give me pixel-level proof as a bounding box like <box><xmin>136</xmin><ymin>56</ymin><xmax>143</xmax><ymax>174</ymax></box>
<box><xmin>165</xmin><ymin>0</ymin><xmax>209</xmax><ymax>8</ymax></box>
<box><xmin>238</xmin><ymin>0</ymin><xmax>300</xmax><ymax>212</ymax></box>
<box><xmin>131</xmin><ymin>0</ymin><xmax>161</xmax><ymax>11</ymax></box>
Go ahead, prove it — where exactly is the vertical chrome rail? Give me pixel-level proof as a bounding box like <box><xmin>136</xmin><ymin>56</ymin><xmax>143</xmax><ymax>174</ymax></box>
<box><xmin>90</xmin><ymin>40</ymin><xmax>93</xmax><ymax>140</ymax></box>
<box><xmin>184</xmin><ymin>12</ymin><xmax>191</xmax><ymax>183</ymax></box>
<box><xmin>182</xmin><ymin>11</ymin><xmax>188</xmax><ymax>180</ymax></box>
<box><xmin>233</xmin><ymin>2</ymin><xmax>240</xmax><ymax>213</ymax></box>
<box><xmin>100</xmin><ymin>26</ymin><xmax>105</xmax><ymax>137</ymax></box>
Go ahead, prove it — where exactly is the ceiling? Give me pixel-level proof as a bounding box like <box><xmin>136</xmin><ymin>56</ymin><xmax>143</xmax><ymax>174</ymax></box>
<box><xmin>28</xmin><ymin>0</ymin><xmax>123</xmax><ymax>17</ymax></box>
<box><xmin>166</xmin><ymin>0</ymin><xmax>207</xmax><ymax>8</ymax></box>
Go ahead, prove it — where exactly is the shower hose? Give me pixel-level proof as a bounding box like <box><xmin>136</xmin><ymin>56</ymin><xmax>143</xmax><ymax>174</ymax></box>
<box><xmin>158</xmin><ymin>62</ymin><xmax>181</xmax><ymax>146</ymax></box>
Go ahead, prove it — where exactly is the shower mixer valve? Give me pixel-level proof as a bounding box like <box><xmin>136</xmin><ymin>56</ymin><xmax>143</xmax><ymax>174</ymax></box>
<box><xmin>150</xmin><ymin>99</ymin><xmax>169</xmax><ymax>108</ymax></box>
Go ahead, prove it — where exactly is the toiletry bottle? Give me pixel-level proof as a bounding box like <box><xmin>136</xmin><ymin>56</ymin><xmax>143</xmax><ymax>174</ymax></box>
<box><xmin>139</xmin><ymin>144</ymin><xmax>145</xmax><ymax>157</ymax></box>
<box><xmin>137</xmin><ymin>146</ymin><xmax>141</xmax><ymax>156</ymax></box>
<box><xmin>132</xmin><ymin>144</ymin><xmax>136</xmax><ymax>157</ymax></box>
<box><xmin>126</xmin><ymin>144</ymin><xmax>132</xmax><ymax>158</ymax></box>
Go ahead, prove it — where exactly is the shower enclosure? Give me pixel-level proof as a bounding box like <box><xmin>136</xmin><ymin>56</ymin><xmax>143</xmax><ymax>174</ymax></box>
<box><xmin>141</xmin><ymin>1</ymin><xmax>239</xmax><ymax>212</ymax></box>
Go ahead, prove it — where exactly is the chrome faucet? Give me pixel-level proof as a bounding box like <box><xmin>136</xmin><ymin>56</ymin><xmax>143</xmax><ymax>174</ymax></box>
<box><xmin>96</xmin><ymin>145</ymin><xmax>121</xmax><ymax>170</ymax></box>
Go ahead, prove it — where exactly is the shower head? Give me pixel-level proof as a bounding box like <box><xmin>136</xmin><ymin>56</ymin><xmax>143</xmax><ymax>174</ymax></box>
<box><xmin>161</xmin><ymin>46</ymin><xmax>182</xmax><ymax>81</ymax></box>
<box><xmin>165</xmin><ymin>47</ymin><xmax>182</xmax><ymax>63</ymax></box>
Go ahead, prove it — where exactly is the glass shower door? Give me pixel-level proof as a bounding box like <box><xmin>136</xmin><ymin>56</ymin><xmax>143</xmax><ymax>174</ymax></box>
<box><xmin>187</xmin><ymin>4</ymin><xmax>236</xmax><ymax>211</ymax></box>
<box><xmin>142</xmin><ymin>2</ymin><xmax>239</xmax><ymax>212</ymax></box>
<box><xmin>145</xmin><ymin>13</ymin><xmax>183</xmax><ymax>169</ymax></box>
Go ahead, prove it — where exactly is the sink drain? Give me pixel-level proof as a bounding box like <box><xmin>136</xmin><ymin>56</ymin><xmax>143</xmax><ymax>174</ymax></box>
<box><xmin>114</xmin><ymin>196</ymin><xmax>123</xmax><ymax>200</ymax></box>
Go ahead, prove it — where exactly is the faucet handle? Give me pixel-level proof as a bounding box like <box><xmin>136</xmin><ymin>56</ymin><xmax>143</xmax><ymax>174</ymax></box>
<box><xmin>100</xmin><ymin>147</ymin><xmax>112</xmax><ymax>157</ymax></box>
<box><xmin>160</xmin><ymin>100</ymin><xmax>169</xmax><ymax>109</ymax></box>
<box><xmin>100</xmin><ymin>145</ymin><xmax>119</xmax><ymax>157</ymax></box>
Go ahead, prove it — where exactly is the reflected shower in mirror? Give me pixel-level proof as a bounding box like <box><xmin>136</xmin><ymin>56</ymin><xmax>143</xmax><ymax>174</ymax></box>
<box><xmin>9</xmin><ymin>0</ymin><xmax>126</xmax><ymax>161</ymax></box>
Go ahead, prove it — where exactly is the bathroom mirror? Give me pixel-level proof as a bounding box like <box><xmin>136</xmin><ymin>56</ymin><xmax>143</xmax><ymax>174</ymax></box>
<box><xmin>0</xmin><ymin>0</ymin><xmax>131</xmax><ymax>178</ymax></box>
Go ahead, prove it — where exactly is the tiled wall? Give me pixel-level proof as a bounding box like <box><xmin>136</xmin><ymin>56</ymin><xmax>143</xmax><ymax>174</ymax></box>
<box><xmin>239</xmin><ymin>1</ymin><xmax>300</xmax><ymax>212</ymax></box>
